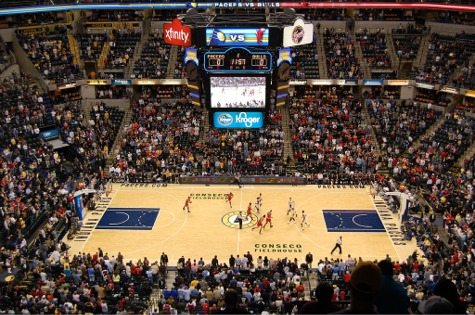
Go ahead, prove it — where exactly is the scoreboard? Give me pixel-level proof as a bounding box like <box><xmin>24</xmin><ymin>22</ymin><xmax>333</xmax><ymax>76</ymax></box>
<box><xmin>204</xmin><ymin>47</ymin><xmax>272</xmax><ymax>72</ymax></box>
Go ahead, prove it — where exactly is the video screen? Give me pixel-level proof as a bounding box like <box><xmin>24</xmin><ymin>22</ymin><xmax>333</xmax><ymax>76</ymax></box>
<box><xmin>210</xmin><ymin>76</ymin><xmax>266</xmax><ymax>109</ymax></box>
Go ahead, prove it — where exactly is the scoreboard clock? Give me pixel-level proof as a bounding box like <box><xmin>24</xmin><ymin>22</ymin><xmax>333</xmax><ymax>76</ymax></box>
<box><xmin>204</xmin><ymin>47</ymin><xmax>272</xmax><ymax>73</ymax></box>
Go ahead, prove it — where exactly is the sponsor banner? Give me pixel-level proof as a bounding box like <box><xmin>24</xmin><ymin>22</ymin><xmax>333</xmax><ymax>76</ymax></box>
<box><xmin>39</xmin><ymin>128</ymin><xmax>60</xmax><ymax>140</ymax></box>
<box><xmin>206</xmin><ymin>28</ymin><xmax>269</xmax><ymax>47</ymax></box>
<box><xmin>112</xmin><ymin>79</ymin><xmax>132</xmax><ymax>85</ymax></box>
<box><xmin>283</xmin><ymin>19</ymin><xmax>314</xmax><ymax>47</ymax></box>
<box><xmin>344</xmin><ymin>79</ymin><xmax>358</xmax><ymax>85</ymax></box>
<box><xmin>277</xmin><ymin>48</ymin><xmax>292</xmax><ymax>67</ymax></box>
<box><xmin>386</xmin><ymin>80</ymin><xmax>409</xmax><ymax>86</ymax></box>
<box><xmin>87</xmin><ymin>79</ymin><xmax>109</xmax><ymax>85</ymax></box>
<box><xmin>309</xmin><ymin>79</ymin><xmax>333</xmax><ymax>85</ymax></box>
<box><xmin>441</xmin><ymin>86</ymin><xmax>459</xmax><ymax>94</ymax></box>
<box><xmin>416</xmin><ymin>82</ymin><xmax>435</xmax><ymax>90</ymax></box>
<box><xmin>363</xmin><ymin>79</ymin><xmax>384</xmax><ymax>86</ymax></box>
<box><xmin>464</xmin><ymin>89</ymin><xmax>475</xmax><ymax>98</ymax></box>
<box><xmin>179</xmin><ymin>176</ymin><xmax>307</xmax><ymax>185</ymax></box>
<box><xmin>184</xmin><ymin>47</ymin><xmax>199</xmax><ymax>65</ymax></box>
<box><xmin>213</xmin><ymin>111</ymin><xmax>263</xmax><ymax>129</ymax></box>
<box><xmin>134</xmin><ymin>79</ymin><xmax>159</xmax><ymax>85</ymax></box>
<box><xmin>163</xmin><ymin>18</ymin><xmax>191</xmax><ymax>47</ymax></box>
<box><xmin>58</xmin><ymin>83</ymin><xmax>77</xmax><ymax>90</ymax></box>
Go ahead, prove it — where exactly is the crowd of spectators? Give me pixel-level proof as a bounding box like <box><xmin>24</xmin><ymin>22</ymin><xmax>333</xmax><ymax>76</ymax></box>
<box><xmin>95</xmin><ymin>86</ymin><xmax>128</xmax><ymax>99</ymax></box>
<box><xmin>416</xmin><ymin>33</ymin><xmax>472</xmax><ymax>86</ymax></box>
<box><xmin>355</xmin><ymin>9</ymin><xmax>413</xmax><ymax>21</ymax></box>
<box><xmin>323</xmin><ymin>29</ymin><xmax>362</xmax><ymax>80</ymax></box>
<box><xmin>367</xmin><ymin>99</ymin><xmax>442</xmax><ymax>159</ymax></box>
<box><xmin>0</xmin><ymin>75</ymin><xmax>121</xmax><ymax>313</ymax></box>
<box><xmin>296</xmin><ymin>9</ymin><xmax>345</xmax><ymax>21</ymax></box>
<box><xmin>289</xmin><ymin>86</ymin><xmax>377</xmax><ymax>184</ymax></box>
<box><xmin>110</xmin><ymin>87</ymin><xmax>203</xmax><ymax>182</ymax></box>
<box><xmin>356</xmin><ymin>29</ymin><xmax>392</xmax><ymax>70</ymax></box>
<box><xmin>89</xmin><ymin>102</ymin><xmax>124</xmax><ymax>158</ymax></box>
<box><xmin>132</xmin><ymin>32</ymin><xmax>170</xmax><ymax>79</ymax></box>
<box><xmin>17</xmin><ymin>26</ymin><xmax>82</xmax><ymax>85</ymax></box>
<box><xmin>290</xmin><ymin>41</ymin><xmax>319</xmax><ymax>80</ymax></box>
<box><xmin>436</xmin><ymin>11</ymin><xmax>475</xmax><ymax>26</ymax></box>
<box><xmin>415</xmin><ymin>89</ymin><xmax>451</xmax><ymax>108</ymax></box>
<box><xmin>77</xmin><ymin>33</ymin><xmax>107</xmax><ymax>63</ymax></box>
<box><xmin>87</xmin><ymin>10</ymin><xmax>143</xmax><ymax>22</ymax></box>
<box><xmin>3</xmin><ymin>12</ymin><xmax>64</xmax><ymax>27</ymax></box>
<box><xmin>105</xmin><ymin>29</ymin><xmax>140</xmax><ymax>69</ymax></box>
<box><xmin>392</xmin><ymin>24</ymin><xmax>424</xmax><ymax>61</ymax></box>
<box><xmin>205</xmin><ymin>118</ymin><xmax>285</xmax><ymax>176</ymax></box>
<box><xmin>389</xmin><ymin>111</ymin><xmax>475</xmax><ymax>187</ymax></box>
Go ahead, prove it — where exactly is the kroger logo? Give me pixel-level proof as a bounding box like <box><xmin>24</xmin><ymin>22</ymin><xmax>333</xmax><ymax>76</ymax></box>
<box><xmin>217</xmin><ymin>113</ymin><xmax>233</xmax><ymax>126</ymax></box>
<box><xmin>214</xmin><ymin>112</ymin><xmax>263</xmax><ymax>129</ymax></box>
<box><xmin>235</xmin><ymin>112</ymin><xmax>260</xmax><ymax>128</ymax></box>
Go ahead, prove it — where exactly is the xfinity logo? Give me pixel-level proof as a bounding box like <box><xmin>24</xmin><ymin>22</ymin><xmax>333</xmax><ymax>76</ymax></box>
<box><xmin>235</xmin><ymin>112</ymin><xmax>261</xmax><ymax>128</ymax></box>
<box><xmin>163</xmin><ymin>19</ymin><xmax>192</xmax><ymax>47</ymax></box>
<box><xmin>165</xmin><ymin>28</ymin><xmax>189</xmax><ymax>44</ymax></box>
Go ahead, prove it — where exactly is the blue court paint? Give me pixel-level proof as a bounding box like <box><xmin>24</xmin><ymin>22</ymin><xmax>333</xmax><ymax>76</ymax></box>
<box><xmin>323</xmin><ymin>210</ymin><xmax>385</xmax><ymax>232</ymax></box>
<box><xmin>96</xmin><ymin>208</ymin><xmax>159</xmax><ymax>230</ymax></box>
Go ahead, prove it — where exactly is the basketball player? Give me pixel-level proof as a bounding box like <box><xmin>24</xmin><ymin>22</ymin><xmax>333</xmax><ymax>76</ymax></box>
<box><xmin>255</xmin><ymin>193</ymin><xmax>262</xmax><ymax>213</ymax></box>
<box><xmin>183</xmin><ymin>196</ymin><xmax>192</xmax><ymax>213</ymax></box>
<box><xmin>226</xmin><ymin>192</ymin><xmax>234</xmax><ymax>208</ymax></box>
<box><xmin>300</xmin><ymin>210</ymin><xmax>310</xmax><ymax>230</ymax></box>
<box><xmin>263</xmin><ymin>210</ymin><xmax>273</xmax><ymax>229</ymax></box>
<box><xmin>246</xmin><ymin>202</ymin><xmax>253</xmax><ymax>220</ymax></box>
<box><xmin>289</xmin><ymin>206</ymin><xmax>298</xmax><ymax>223</ymax></box>
<box><xmin>254</xmin><ymin>199</ymin><xmax>261</xmax><ymax>214</ymax></box>
<box><xmin>252</xmin><ymin>215</ymin><xmax>265</xmax><ymax>234</ymax></box>
<box><xmin>287</xmin><ymin>197</ymin><xmax>295</xmax><ymax>216</ymax></box>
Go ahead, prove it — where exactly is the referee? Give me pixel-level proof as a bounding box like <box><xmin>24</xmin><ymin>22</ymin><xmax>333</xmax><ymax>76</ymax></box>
<box><xmin>330</xmin><ymin>236</ymin><xmax>343</xmax><ymax>255</ymax></box>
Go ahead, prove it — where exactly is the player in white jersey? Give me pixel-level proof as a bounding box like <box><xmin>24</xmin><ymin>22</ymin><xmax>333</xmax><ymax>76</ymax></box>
<box><xmin>287</xmin><ymin>197</ymin><xmax>295</xmax><ymax>216</ymax></box>
<box><xmin>300</xmin><ymin>210</ymin><xmax>310</xmax><ymax>230</ymax></box>
<box><xmin>255</xmin><ymin>193</ymin><xmax>262</xmax><ymax>213</ymax></box>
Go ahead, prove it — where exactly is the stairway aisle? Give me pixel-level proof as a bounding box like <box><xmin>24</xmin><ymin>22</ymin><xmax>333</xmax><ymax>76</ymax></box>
<box><xmin>67</xmin><ymin>34</ymin><xmax>81</xmax><ymax>66</ymax></box>
<box><xmin>384</xmin><ymin>30</ymin><xmax>400</xmax><ymax>73</ymax></box>
<box><xmin>360</xmin><ymin>95</ymin><xmax>387</xmax><ymax>175</ymax></box>
<box><xmin>316</xmin><ymin>31</ymin><xmax>328</xmax><ymax>79</ymax></box>
<box><xmin>353</xmin><ymin>35</ymin><xmax>371</xmax><ymax>78</ymax></box>
<box><xmin>407</xmin><ymin>112</ymin><xmax>446</xmax><ymax>154</ymax></box>
<box><xmin>125</xmin><ymin>17</ymin><xmax>151</xmax><ymax>78</ymax></box>
<box><xmin>166</xmin><ymin>46</ymin><xmax>178</xmax><ymax>79</ymax></box>
<box><xmin>413</xmin><ymin>32</ymin><xmax>430</xmax><ymax>71</ymax></box>
<box><xmin>281</xmin><ymin>105</ymin><xmax>295</xmax><ymax>168</ymax></box>
<box><xmin>105</xmin><ymin>106</ymin><xmax>133</xmax><ymax>168</ymax></box>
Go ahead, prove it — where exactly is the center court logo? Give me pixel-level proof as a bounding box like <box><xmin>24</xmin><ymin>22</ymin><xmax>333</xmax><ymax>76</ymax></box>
<box><xmin>222</xmin><ymin>211</ymin><xmax>258</xmax><ymax>229</ymax></box>
<box><xmin>217</xmin><ymin>113</ymin><xmax>233</xmax><ymax>126</ymax></box>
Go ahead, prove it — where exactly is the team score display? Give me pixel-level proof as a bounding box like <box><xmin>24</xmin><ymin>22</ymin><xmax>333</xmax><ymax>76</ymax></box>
<box><xmin>251</xmin><ymin>55</ymin><xmax>268</xmax><ymax>67</ymax></box>
<box><xmin>204</xmin><ymin>48</ymin><xmax>272</xmax><ymax>72</ymax></box>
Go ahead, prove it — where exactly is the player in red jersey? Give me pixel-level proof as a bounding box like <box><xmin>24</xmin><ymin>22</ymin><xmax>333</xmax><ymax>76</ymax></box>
<box><xmin>226</xmin><ymin>192</ymin><xmax>234</xmax><ymax>208</ymax></box>
<box><xmin>252</xmin><ymin>215</ymin><xmax>265</xmax><ymax>234</ymax></box>
<box><xmin>246</xmin><ymin>202</ymin><xmax>253</xmax><ymax>220</ymax></box>
<box><xmin>263</xmin><ymin>210</ymin><xmax>273</xmax><ymax>229</ymax></box>
<box><xmin>183</xmin><ymin>196</ymin><xmax>192</xmax><ymax>213</ymax></box>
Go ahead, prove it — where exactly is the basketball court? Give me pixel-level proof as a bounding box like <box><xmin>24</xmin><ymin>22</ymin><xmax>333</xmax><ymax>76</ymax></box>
<box><xmin>65</xmin><ymin>184</ymin><xmax>421</xmax><ymax>264</ymax></box>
